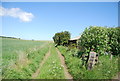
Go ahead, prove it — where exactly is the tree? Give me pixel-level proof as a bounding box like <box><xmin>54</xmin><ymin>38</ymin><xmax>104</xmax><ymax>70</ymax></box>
<box><xmin>78</xmin><ymin>26</ymin><xmax>110</xmax><ymax>55</ymax></box>
<box><xmin>62</xmin><ymin>31</ymin><xmax>71</xmax><ymax>46</ymax></box>
<box><xmin>78</xmin><ymin>26</ymin><xmax>120</xmax><ymax>56</ymax></box>
<box><xmin>53</xmin><ymin>31</ymin><xmax>71</xmax><ymax>46</ymax></box>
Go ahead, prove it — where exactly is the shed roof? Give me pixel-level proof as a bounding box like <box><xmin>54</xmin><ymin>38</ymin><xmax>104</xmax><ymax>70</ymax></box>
<box><xmin>69</xmin><ymin>36</ymin><xmax>81</xmax><ymax>40</ymax></box>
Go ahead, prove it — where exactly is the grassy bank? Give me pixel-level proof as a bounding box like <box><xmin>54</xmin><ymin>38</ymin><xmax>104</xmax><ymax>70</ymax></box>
<box><xmin>58</xmin><ymin>46</ymin><xmax>118</xmax><ymax>79</ymax></box>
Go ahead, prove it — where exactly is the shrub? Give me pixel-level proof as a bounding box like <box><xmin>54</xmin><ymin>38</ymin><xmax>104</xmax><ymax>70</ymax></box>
<box><xmin>78</xmin><ymin>26</ymin><xmax>120</xmax><ymax>56</ymax></box>
<box><xmin>108</xmin><ymin>27</ymin><xmax>120</xmax><ymax>55</ymax></box>
<box><xmin>78</xmin><ymin>26</ymin><xmax>110</xmax><ymax>55</ymax></box>
<box><xmin>53</xmin><ymin>31</ymin><xmax>70</xmax><ymax>46</ymax></box>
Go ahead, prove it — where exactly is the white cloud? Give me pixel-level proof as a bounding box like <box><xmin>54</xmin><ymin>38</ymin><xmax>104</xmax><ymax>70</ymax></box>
<box><xmin>0</xmin><ymin>6</ymin><xmax>34</xmax><ymax>22</ymax></box>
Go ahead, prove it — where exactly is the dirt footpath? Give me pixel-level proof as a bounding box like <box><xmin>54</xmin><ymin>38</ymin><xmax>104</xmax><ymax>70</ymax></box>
<box><xmin>56</xmin><ymin>48</ymin><xmax>73</xmax><ymax>79</ymax></box>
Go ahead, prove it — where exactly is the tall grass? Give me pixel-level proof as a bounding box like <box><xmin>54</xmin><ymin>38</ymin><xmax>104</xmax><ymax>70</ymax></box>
<box><xmin>2</xmin><ymin>38</ymin><xmax>50</xmax><ymax>79</ymax></box>
<box><xmin>2</xmin><ymin>38</ymin><xmax>47</xmax><ymax>67</ymax></box>
<box><xmin>58</xmin><ymin>46</ymin><xmax>118</xmax><ymax>79</ymax></box>
<box><xmin>0</xmin><ymin>38</ymin><xmax>2</xmax><ymax>80</ymax></box>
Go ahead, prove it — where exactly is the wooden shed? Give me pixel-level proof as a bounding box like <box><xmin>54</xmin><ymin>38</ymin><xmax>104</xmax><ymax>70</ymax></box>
<box><xmin>68</xmin><ymin>36</ymin><xmax>81</xmax><ymax>47</ymax></box>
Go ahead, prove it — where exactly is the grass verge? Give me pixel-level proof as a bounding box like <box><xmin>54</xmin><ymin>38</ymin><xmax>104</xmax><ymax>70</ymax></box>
<box><xmin>58</xmin><ymin>46</ymin><xmax>118</xmax><ymax>79</ymax></box>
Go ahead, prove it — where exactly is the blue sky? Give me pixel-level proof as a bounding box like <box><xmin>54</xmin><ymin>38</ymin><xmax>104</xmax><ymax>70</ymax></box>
<box><xmin>1</xmin><ymin>2</ymin><xmax>118</xmax><ymax>40</ymax></box>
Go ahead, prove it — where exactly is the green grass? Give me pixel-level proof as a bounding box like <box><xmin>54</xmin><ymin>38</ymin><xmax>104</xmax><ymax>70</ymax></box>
<box><xmin>2</xmin><ymin>37</ymin><xmax>118</xmax><ymax>79</ymax></box>
<box><xmin>2</xmin><ymin>38</ymin><xmax>50</xmax><ymax>79</ymax></box>
<box><xmin>3</xmin><ymin>46</ymin><xmax>49</xmax><ymax>79</ymax></box>
<box><xmin>38</xmin><ymin>44</ymin><xmax>65</xmax><ymax>79</ymax></box>
<box><xmin>0</xmin><ymin>38</ymin><xmax>2</xmax><ymax>80</ymax></box>
<box><xmin>2</xmin><ymin>38</ymin><xmax>47</xmax><ymax>67</ymax></box>
<box><xmin>58</xmin><ymin>46</ymin><xmax>119</xmax><ymax>79</ymax></box>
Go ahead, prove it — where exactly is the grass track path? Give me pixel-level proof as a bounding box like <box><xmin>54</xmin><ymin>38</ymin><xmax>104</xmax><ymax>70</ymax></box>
<box><xmin>32</xmin><ymin>46</ymin><xmax>51</xmax><ymax>78</ymax></box>
<box><xmin>56</xmin><ymin>48</ymin><xmax>73</xmax><ymax>79</ymax></box>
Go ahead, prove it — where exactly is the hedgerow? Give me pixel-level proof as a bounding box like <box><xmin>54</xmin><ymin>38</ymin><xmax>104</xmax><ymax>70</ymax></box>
<box><xmin>107</xmin><ymin>27</ymin><xmax>120</xmax><ymax>55</ymax></box>
<box><xmin>78</xmin><ymin>26</ymin><xmax>120</xmax><ymax>55</ymax></box>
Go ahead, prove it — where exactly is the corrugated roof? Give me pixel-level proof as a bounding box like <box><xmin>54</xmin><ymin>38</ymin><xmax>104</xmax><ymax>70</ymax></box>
<box><xmin>69</xmin><ymin>36</ymin><xmax>81</xmax><ymax>40</ymax></box>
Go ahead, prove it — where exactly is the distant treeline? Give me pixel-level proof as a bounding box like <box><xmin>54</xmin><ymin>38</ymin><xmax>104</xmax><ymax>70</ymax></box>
<box><xmin>0</xmin><ymin>36</ymin><xmax>20</xmax><ymax>39</ymax></box>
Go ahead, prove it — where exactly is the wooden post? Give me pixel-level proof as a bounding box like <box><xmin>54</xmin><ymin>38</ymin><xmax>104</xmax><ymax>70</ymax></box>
<box><xmin>87</xmin><ymin>50</ymin><xmax>97</xmax><ymax>70</ymax></box>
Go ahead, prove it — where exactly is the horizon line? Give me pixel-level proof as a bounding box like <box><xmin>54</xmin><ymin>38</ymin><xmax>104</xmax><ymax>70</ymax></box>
<box><xmin>0</xmin><ymin>35</ymin><xmax>53</xmax><ymax>41</ymax></box>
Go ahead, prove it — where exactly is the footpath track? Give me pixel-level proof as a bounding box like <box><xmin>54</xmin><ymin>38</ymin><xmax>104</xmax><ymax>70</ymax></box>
<box><xmin>32</xmin><ymin>46</ymin><xmax>51</xmax><ymax>79</ymax></box>
<box><xmin>56</xmin><ymin>48</ymin><xmax>73</xmax><ymax>79</ymax></box>
<box><xmin>32</xmin><ymin>45</ymin><xmax>73</xmax><ymax>79</ymax></box>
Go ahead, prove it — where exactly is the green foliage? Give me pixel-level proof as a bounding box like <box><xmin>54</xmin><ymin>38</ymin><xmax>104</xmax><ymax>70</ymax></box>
<box><xmin>58</xmin><ymin>46</ymin><xmax>118</xmax><ymax>79</ymax></box>
<box><xmin>78</xmin><ymin>26</ymin><xmax>120</xmax><ymax>55</ymax></box>
<box><xmin>107</xmin><ymin>27</ymin><xmax>120</xmax><ymax>55</ymax></box>
<box><xmin>53</xmin><ymin>31</ymin><xmax>70</xmax><ymax>46</ymax></box>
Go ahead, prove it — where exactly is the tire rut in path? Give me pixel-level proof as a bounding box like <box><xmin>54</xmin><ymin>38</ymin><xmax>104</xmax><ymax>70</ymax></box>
<box><xmin>56</xmin><ymin>48</ymin><xmax>73</xmax><ymax>79</ymax></box>
<box><xmin>32</xmin><ymin>47</ymin><xmax>51</xmax><ymax>79</ymax></box>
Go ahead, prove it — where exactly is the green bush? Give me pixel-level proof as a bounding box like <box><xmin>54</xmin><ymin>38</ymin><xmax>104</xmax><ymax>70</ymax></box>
<box><xmin>78</xmin><ymin>26</ymin><xmax>120</xmax><ymax>55</ymax></box>
<box><xmin>53</xmin><ymin>31</ymin><xmax>70</xmax><ymax>46</ymax></box>
<box><xmin>108</xmin><ymin>27</ymin><xmax>120</xmax><ymax>55</ymax></box>
<box><xmin>78</xmin><ymin>26</ymin><xmax>109</xmax><ymax>55</ymax></box>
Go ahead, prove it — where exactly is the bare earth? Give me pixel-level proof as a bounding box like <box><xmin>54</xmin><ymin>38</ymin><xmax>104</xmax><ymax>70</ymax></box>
<box><xmin>56</xmin><ymin>48</ymin><xmax>73</xmax><ymax>79</ymax></box>
<box><xmin>32</xmin><ymin>47</ymin><xmax>51</xmax><ymax>78</ymax></box>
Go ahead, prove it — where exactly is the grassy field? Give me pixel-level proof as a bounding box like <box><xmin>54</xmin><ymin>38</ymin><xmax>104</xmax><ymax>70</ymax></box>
<box><xmin>1</xmin><ymin>37</ymin><xmax>66</xmax><ymax>79</ymax></box>
<box><xmin>2</xmin><ymin>38</ymin><xmax>47</xmax><ymax>66</ymax></box>
<box><xmin>2</xmin><ymin>37</ymin><xmax>50</xmax><ymax>79</ymax></box>
<box><xmin>1</xmin><ymin>37</ymin><xmax>119</xmax><ymax>79</ymax></box>
<box><xmin>58</xmin><ymin>46</ymin><xmax>118</xmax><ymax>79</ymax></box>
